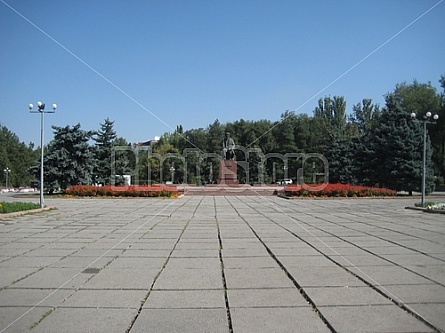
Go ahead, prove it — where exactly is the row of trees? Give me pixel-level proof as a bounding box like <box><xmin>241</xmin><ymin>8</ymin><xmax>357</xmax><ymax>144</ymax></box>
<box><xmin>0</xmin><ymin>126</ymin><xmax>38</xmax><ymax>187</ymax></box>
<box><xmin>29</xmin><ymin>119</ymin><xmax>133</xmax><ymax>193</ymax></box>
<box><xmin>1</xmin><ymin>76</ymin><xmax>443</xmax><ymax>194</ymax></box>
<box><xmin>149</xmin><ymin>77</ymin><xmax>445</xmax><ymax>193</ymax></box>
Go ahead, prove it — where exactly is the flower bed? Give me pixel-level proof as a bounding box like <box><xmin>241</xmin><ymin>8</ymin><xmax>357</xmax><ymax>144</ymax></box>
<box><xmin>426</xmin><ymin>202</ymin><xmax>445</xmax><ymax>211</ymax></box>
<box><xmin>283</xmin><ymin>183</ymin><xmax>397</xmax><ymax>197</ymax></box>
<box><xmin>65</xmin><ymin>185</ymin><xmax>179</xmax><ymax>198</ymax></box>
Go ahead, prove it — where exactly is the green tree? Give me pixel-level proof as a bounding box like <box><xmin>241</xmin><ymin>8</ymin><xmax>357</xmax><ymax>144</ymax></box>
<box><xmin>348</xmin><ymin>99</ymin><xmax>381</xmax><ymax>185</ymax></box>
<box><xmin>313</xmin><ymin>96</ymin><xmax>347</xmax><ymax>140</ymax></box>
<box><xmin>387</xmin><ymin>79</ymin><xmax>442</xmax><ymax>186</ymax></box>
<box><xmin>92</xmin><ymin>118</ymin><xmax>117</xmax><ymax>185</ymax></box>
<box><xmin>32</xmin><ymin>124</ymin><xmax>94</xmax><ymax>193</ymax></box>
<box><xmin>273</xmin><ymin>111</ymin><xmax>298</xmax><ymax>154</ymax></box>
<box><xmin>429</xmin><ymin>75</ymin><xmax>445</xmax><ymax>182</ymax></box>
<box><xmin>112</xmin><ymin>137</ymin><xmax>135</xmax><ymax>185</ymax></box>
<box><xmin>207</xmin><ymin>119</ymin><xmax>224</xmax><ymax>155</ymax></box>
<box><xmin>0</xmin><ymin>126</ymin><xmax>38</xmax><ymax>187</ymax></box>
<box><xmin>350</xmin><ymin>99</ymin><xmax>381</xmax><ymax>136</ymax></box>
<box><xmin>324</xmin><ymin>136</ymin><xmax>356</xmax><ymax>184</ymax></box>
<box><xmin>314</xmin><ymin>96</ymin><xmax>351</xmax><ymax>183</ymax></box>
<box><xmin>371</xmin><ymin>94</ymin><xmax>433</xmax><ymax>193</ymax></box>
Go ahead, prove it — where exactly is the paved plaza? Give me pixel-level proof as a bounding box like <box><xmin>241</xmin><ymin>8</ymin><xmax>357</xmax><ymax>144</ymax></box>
<box><xmin>0</xmin><ymin>194</ymin><xmax>444</xmax><ymax>332</ymax></box>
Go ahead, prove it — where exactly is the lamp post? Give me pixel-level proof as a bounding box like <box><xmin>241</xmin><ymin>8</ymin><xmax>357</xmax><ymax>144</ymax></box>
<box><xmin>28</xmin><ymin>101</ymin><xmax>57</xmax><ymax>208</ymax></box>
<box><xmin>283</xmin><ymin>165</ymin><xmax>288</xmax><ymax>179</ymax></box>
<box><xmin>410</xmin><ymin>111</ymin><xmax>438</xmax><ymax>207</ymax></box>
<box><xmin>3</xmin><ymin>167</ymin><xmax>11</xmax><ymax>188</ymax></box>
<box><xmin>170</xmin><ymin>166</ymin><xmax>175</xmax><ymax>183</ymax></box>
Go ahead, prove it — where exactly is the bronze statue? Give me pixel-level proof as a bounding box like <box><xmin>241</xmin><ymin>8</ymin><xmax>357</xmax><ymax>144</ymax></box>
<box><xmin>222</xmin><ymin>132</ymin><xmax>235</xmax><ymax>160</ymax></box>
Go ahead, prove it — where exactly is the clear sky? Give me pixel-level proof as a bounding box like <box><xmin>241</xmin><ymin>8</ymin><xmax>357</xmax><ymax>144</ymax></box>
<box><xmin>1</xmin><ymin>0</ymin><xmax>444</xmax><ymax>146</ymax></box>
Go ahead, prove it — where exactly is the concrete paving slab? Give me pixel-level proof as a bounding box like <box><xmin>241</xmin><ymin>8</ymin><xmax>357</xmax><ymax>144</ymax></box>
<box><xmin>81</xmin><ymin>268</ymin><xmax>159</xmax><ymax>290</ymax></box>
<box><xmin>230</xmin><ymin>307</ymin><xmax>331</xmax><ymax>333</ymax></box>
<box><xmin>223</xmin><ymin>256</ymin><xmax>279</xmax><ymax>269</ymax></box>
<box><xmin>348</xmin><ymin>265</ymin><xmax>436</xmax><ymax>285</ymax></box>
<box><xmin>106</xmin><ymin>257</ymin><xmax>166</xmax><ymax>270</ymax></box>
<box><xmin>129</xmin><ymin>308</ymin><xmax>229</xmax><ymax>333</ymax></box>
<box><xmin>304</xmin><ymin>286</ymin><xmax>393</xmax><ymax>306</ymax></box>
<box><xmin>153</xmin><ymin>268</ymin><xmax>223</xmax><ymax>290</ymax></box>
<box><xmin>375</xmin><ymin>284</ymin><xmax>445</xmax><ymax>304</ymax></box>
<box><xmin>173</xmin><ymin>241</ymin><xmax>220</xmax><ymax>250</ymax></box>
<box><xmin>165</xmin><ymin>257</ymin><xmax>221</xmax><ymax>269</ymax></box>
<box><xmin>327</xmin><ymin>254</ymin><xmax>394</xmax><ymax>266</ymax></box>
<box><xmin>380</xmin><ymin>253</ymin><xmax>445</xmax><ymax>266</ymax></box>
<box><xmin>405</xmin><ymin>265</ymin><xmax>445</xmax><ymax>284</ymax></box>
<box><xmin>60</xmin><ymin>289</ymin><xmax>146</xmax><ymax>309</ymax></box>
<box><xmin>406</xmin><ymin>303</ymin><xmax>445</xmax><ymax>331</ymax></box>
<box><xmin>0</xmin><ymin>255</ymin><xmax>62</xmax><ymax>268</ymax></box>
<box><xmin>227</xmin><ymin>287</ymin><xmax>309</xmax><ymax>307</ymax></box>
<box><xmin>0</xmin><ymin>267</ymin><xmax>42</xmax><ymax>289</ymax></box>
<box><xmin>0</xmin><ymin>306</ymin><xmax>55</xmax><ymax>333</ymax></box>
<box><xmin>225</xmin><ymin>268</ymin><xmax>295</xmax><ymax>289</ymax></box>
<box><xmin>48</xmin><ymin>256</ymin><xmax>112</xmax><ymax>269</ymax></box>
<box><xmin>263</xmin><ymin>246</ymin><xmax>322</xmax><ymax>256</ymax></box>
<box><xmin>221</xmin><ymin>247</ymin><xmax>270</xmax><ymax>257</ymax></box>
<box><xmin>143</xmin><ymin>289</ymin><xmax>226</xmax><ymax>309</ymax></box>
<box><xmin>127</xmin><ymin>240</ymin><xmax>177</xmax><ymax>250</ymax></box>
<box><xmin>11</xmin><ymin>267</ymin><xmax>92</xmax><ymax>289</ymax></box>
<box><xmin>286</xmin><ymin>265</ymin><xmax>368</xmax><ymax>287</ymax></box>
<box><xmin>118</xmin><ymin>249</ymin><xmax>172</xmax><ymax>257</ymax></box>
<box><xmin>0</xmin><ymin>288</ymin><xmax>73</xmax><ymax>307</ymax></box>
<box><xmin>29</xmin><ymin>308</ymin><xmax>137</xmax><ymax>333</ymax></box>
<box><xmin>319</xmin><ymin>304</ymin><xmax>433</xmax><ymax>333</ymax></box>
<box><xmin>277</xmin><ymin>255</ymin><xmax>338</xmax><ymax>267</ymax></box>
<box><xmin>169</xmin><ymin>249</ymin><xmax>220</xmax><ymax>258</ymax></box>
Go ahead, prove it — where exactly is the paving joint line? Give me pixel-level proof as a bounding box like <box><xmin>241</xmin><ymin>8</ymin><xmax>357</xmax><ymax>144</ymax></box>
<box><xmin>225</xmin><ymin>197</ymin><xmax>338</xmax><ymax>333</ymax></box>
<box><xmin>125</xmin><ymin>196</ymin><xmax>201</xmax><ymax>333</ymax></box>
<box><xmin>299</xmin><ymin>213</ymin><xmax>445</xmax><ymax>287</ymax></box>
<box><xmin>0</xmin><ymin>198</ymin><xmax>190</xmax><ymax>333</ymax></box>
<box><xmin>214</xmin><ymin>197</ymin><xmax>234</xmax><ymax>333</ymax></box>
<box><xmin>242</xmin><ymin>198</ymin><xmax>444</xmax><ymax>333</ymax></box>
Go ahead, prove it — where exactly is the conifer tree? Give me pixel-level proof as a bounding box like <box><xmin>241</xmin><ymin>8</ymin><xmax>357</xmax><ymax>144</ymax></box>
<box><xmin>33</xmin><ymin>124</ymin><xmax>93</xmax><ymax>193</ymax></box>
<box><xmin>371</xmin><ymin>95</ymin><xmax>434</xmax><ymax>193</ymax></box>
<box><xmin>93</xmin><ymin>118</ymin><xmax>117</xmax><ymax>185</ymax></box>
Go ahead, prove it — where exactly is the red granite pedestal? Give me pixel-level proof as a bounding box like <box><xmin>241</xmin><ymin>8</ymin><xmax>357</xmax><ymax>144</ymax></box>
<box><xmin>218</xmin><ymin>160</ymin><xmax>239</xmax><ymax>185</ymax></box>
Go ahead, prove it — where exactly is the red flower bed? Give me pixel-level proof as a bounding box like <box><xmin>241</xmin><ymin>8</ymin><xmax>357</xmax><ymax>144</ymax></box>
<box><xmin>283</xmin><ymin>183</ymin><xmax>397</xmax><ymax>197</ymax></box>
<box><xmin>66</xmin><ymin>185</ymin><xmax>179</xmax><ymax>198</ymax></box>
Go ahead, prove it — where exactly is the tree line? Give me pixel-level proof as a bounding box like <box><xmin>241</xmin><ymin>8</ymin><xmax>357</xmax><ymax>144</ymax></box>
<box><xmin>153</xmin><ymin>77</ymin><xmax>445</xmax><ymax>193</ymax></box>
<box><xmin>0</xmin><ymin>76</ymin><xmax>444</xmax><ymax>194</ymax></box>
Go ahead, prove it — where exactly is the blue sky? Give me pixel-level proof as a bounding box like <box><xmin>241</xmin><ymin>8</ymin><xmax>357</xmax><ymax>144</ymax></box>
<box><xmin>1</xmin><ymin>0</ymin><xmax>444</xmax><ymax>146</ymax></box>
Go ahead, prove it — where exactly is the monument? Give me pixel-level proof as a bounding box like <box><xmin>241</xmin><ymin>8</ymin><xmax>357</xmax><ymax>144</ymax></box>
<box><xmin>218</xmin><ymin>132</ymin><xmax>238</xmax><ymax>185</ymax></box>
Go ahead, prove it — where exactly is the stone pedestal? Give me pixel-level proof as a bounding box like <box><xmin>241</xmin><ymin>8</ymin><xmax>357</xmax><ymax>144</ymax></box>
<box><xmin>218</xmin><ymin>160</ymin><xmax>239</xmax><ymax>185</ymax></box>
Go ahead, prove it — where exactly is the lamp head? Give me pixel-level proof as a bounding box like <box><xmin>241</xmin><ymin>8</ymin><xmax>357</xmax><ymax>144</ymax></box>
<box><xmin>426</xmin><ymin>111</ymin><xmax>432</xmax><ymax>118</ymax></box>
<box><xmin>52</xmin><ymin>103</ymin><xmax>57</xmax><ymax>110</ymax></box>
<box><xmin>433</xmin><ymin>114</ymin><xmax>439</xmax><ymax>120</ymax></box>
<box><xmin>28</xmin><ymin>103</ymin><xmax>33</xmax><ymax>110</ymax></box>
<box><xmin>410</xmin><ymin>112</ymin><xmax>416</xmax><ymax>118</ymax></box>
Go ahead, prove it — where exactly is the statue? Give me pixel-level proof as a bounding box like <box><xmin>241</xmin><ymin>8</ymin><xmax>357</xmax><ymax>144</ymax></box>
<box><xmin>222</xmin><ymin>132</ymin><xmax>235</xmax><ymax>160</ymax></box>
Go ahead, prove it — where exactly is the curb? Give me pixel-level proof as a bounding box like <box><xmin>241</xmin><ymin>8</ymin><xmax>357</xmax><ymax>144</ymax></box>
<box><xmin>405</xmin><ymin>206</ymin><xmax>445</xmax><ymax>214</ymax></box>
<box><xmin>0</xmin><ymin>206</ymin><xmax>56</xmax><ymax>221</ymax></box>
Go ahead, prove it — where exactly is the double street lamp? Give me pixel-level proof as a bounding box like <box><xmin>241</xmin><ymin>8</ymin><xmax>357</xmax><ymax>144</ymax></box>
<box><xmin>170</xmin><ymin>166</ymin><xmax>175</xmax><ymax>183</ymax></box>
<box><xmin>3</xmin><ymin>167</ymin><xmax>11</xmax><ymax>188</ymax></box>
<box><xmin>28</xmin><ymin>101</ymin><xmax>57</xmax><ymax>208</ymax></box>
<box><xmin>410</xmin><ymin>111</ymin><xmax>438</xmax><ymax>207</ymax></box>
